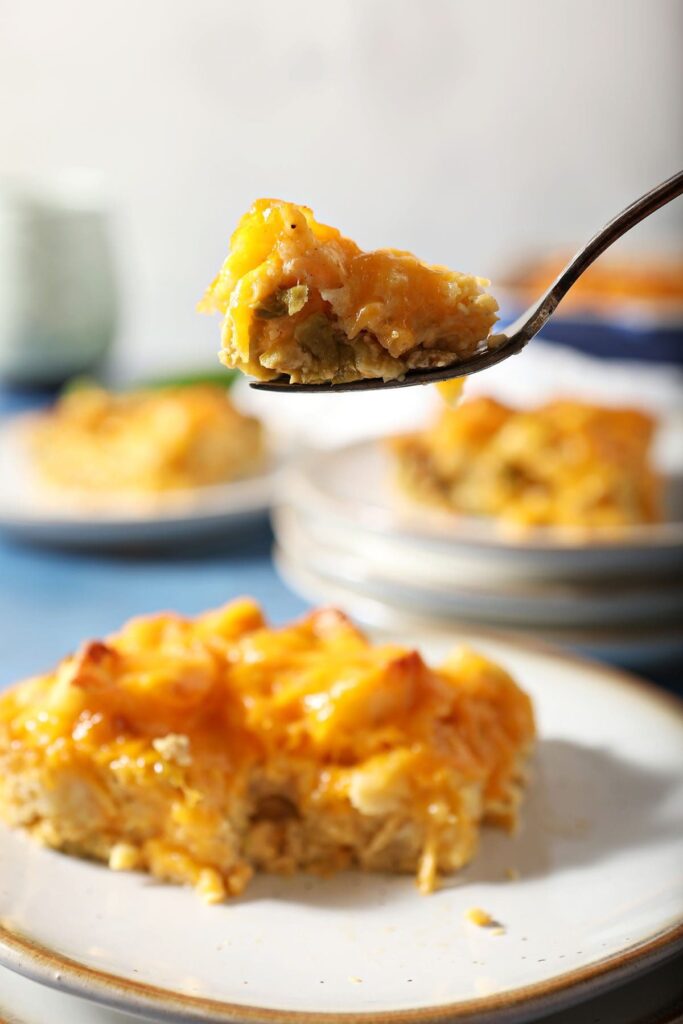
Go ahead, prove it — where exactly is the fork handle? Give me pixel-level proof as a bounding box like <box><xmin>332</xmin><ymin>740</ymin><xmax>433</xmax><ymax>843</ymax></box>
<box><xmin>504</xmin><ymin>168</ymin><xmax>683</xmax><ymax>346</ymax></box>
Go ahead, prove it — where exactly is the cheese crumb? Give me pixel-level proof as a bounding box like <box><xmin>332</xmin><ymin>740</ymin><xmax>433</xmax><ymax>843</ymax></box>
<box><xmin>416</xmin><ymin>837</ymin><xmax>438</xmax><ymax>894</ymax></box>
<box><xmin>465</xmin><ymin>907</ymin><xmax>494</xmax><ymax>927</ymax></box>
<box><xmin>197</xmin><ymin>867</ymin><xmax>227</xmax><ymax>904</ymax></box>
<box><xmin>436</xmin><ymin>377</ymin><xmax>466</xmax><ymax>407</ymax></box>
<box><xmin>108</xmin><ymin>842</ymin><xmax>141</xmax><ymax>871</ymax></box>
<box><xmin>465</xmin><ymin>907</ymin><xmax>506</xmax><ymax>934</ymax></box>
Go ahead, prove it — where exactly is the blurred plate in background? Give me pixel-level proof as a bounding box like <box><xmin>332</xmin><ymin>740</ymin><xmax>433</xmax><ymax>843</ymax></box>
<box><xmin>274</xmin><ymin>505</ymin><xmax>683</xmax><ymax>630</ymax></box>
<box><xmin>496</xmin><ymin>252</ymin><xmax>683</xmax><ymax>366</ymax></box>
<box><xmin>280</xmin><ymin>439</ymin><xmax>683</xmax><ymax>581</ymax></box>
<box><xmin>0</xmin><ymin>417</ymin><xmax>276</xmax><ymax>549</ymax></box>
<box><xmin>274</xmin><ymin>437</ymin><xmax>683</xmax><ymax>671</ymax></box>
<box><xmin>275</xmin><ymin>550</ymin><xmax>683</xmax><ymax>674</ymax></box>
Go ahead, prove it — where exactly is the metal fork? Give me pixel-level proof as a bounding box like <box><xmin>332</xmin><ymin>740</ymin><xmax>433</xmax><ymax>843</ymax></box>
<box><xmin>251</xmin><ymin>169</ymin><xmax>683</xmax><ymax>394</ymax></box>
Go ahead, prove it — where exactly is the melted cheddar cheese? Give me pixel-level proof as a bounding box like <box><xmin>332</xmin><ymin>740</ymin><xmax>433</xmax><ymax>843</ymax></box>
<box><xmin>0</xmin><ymin>600</ymin><xmax>534</xmax><ymax>902</ymax></box>
<box><xmin>199</xmin><ymin>200</ymin><xmax>498</xmax><ymax>384</ymax></box>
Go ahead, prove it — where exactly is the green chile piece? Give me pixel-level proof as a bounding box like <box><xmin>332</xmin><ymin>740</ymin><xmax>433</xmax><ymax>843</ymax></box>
<box><xmin>254</xmin><ymin>285</ymin><xmax>309</xmax><ymax>319</ymax></box>
<box><xmin>294</xmin><ymin>314</ymin><xmax>355</xmax><ymax>367</ymax></box>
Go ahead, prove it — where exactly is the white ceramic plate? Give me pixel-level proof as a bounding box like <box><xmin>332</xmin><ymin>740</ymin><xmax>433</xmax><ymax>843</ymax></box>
<box><xmin>274</xmin><ymin>505</ymin><xmax>683</xmax><ymax>629</ymax></box>
<box><xmin>281</xmin><ymin>441</ymin><xmax>683</xmax><ymax>583</ymax></box>
<box><xmin>0</xmin><ymin>418</ymin><xmax>275</xmax><ymax>549</ymax></box>
<box><xmin>1</xmin><ymin>631</ymin><xmax>682</xmax><ymax>1024</ymax></box>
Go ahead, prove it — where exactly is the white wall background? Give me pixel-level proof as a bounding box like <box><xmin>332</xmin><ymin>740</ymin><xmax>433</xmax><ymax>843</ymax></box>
<box><xmin>1</xmin><ymin>0</ymin><xmax>681</xmax><ymax>377</ymax></box>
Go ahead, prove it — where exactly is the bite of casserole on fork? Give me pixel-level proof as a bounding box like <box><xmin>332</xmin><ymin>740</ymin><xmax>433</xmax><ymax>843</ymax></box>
<box><xmin>199</xmin><ymin>200</ymin><xmax>498</xmax><ymax>385</ymax></box>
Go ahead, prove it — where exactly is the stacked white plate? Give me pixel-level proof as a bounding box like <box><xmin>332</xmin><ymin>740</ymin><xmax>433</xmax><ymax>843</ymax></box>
<box><xmin>274</xmin><ymin>439</ymin><xmax>683</xmax><ymax>670</ymax></box>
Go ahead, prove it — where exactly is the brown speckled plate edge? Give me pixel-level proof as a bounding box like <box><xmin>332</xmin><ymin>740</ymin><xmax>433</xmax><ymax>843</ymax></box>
<box><xmin>0</xmin><ymin>921</ymin><xmax>682</xmax><ymax>1024</ymax></box>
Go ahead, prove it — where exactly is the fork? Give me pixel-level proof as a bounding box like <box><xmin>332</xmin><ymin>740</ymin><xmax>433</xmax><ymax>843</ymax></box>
<box><xmin>251</xmin><ymin>169</ymin><xmax>683</xmax><ymax>393</ymax></box>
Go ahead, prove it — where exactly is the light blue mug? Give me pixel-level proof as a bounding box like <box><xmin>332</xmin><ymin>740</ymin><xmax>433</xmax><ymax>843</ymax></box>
<box><xmin>0</xmin><ymin>173</ymin><xmax>118</xmax><ymax>387</ymax></box>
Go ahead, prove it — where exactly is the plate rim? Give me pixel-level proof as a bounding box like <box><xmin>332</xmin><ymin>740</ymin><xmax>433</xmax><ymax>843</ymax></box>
<box><xmin>286</xmin><ymin>439</ymin><xmax>683</xmax><ymax>554</ymax></box>
<box><xmin>273</xmin><ymin>506</ymin><xmax>683</xmax><ymax>630</ymax></box>
<box><xmin>0</xmin><ymin>925</ymin><xmax>682</xmax><ymax>1024</ymax></box>
<box><xmin>274</xmin><ymin>545</ymin><xmax>683</xmax><ymax>650</ymax></box>
<box><xmin>1</xmin><ymin>638</ymin><xmax>682</xmax><ymax>1024</ymax></box>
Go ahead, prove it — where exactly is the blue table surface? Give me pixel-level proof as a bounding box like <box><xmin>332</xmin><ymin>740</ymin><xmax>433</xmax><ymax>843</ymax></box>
<box><xmin>0</xmin><ymin>525</ymin><xmax>309</xmax><ymax>690</ymax></box>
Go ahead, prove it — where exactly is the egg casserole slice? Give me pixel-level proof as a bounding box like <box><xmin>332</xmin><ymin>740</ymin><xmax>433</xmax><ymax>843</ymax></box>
<box><xmin>199</xmin><ymin>200</ymin><xmax>499</xmax><ymax>384</ymax></box>
<box><xmin>29</xmin><ymin>383</ymin><xmax>265</xmax><ymax>496</ymax></box>
<box><xmin>0</xmin><ymin>600</ymin><xmax>534</xmax><ymax>902</ymax></box>
<box><xmin>390</xmin><ymin>397</ymin><xmax>661</xmax><ymax>530</ymax></box>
